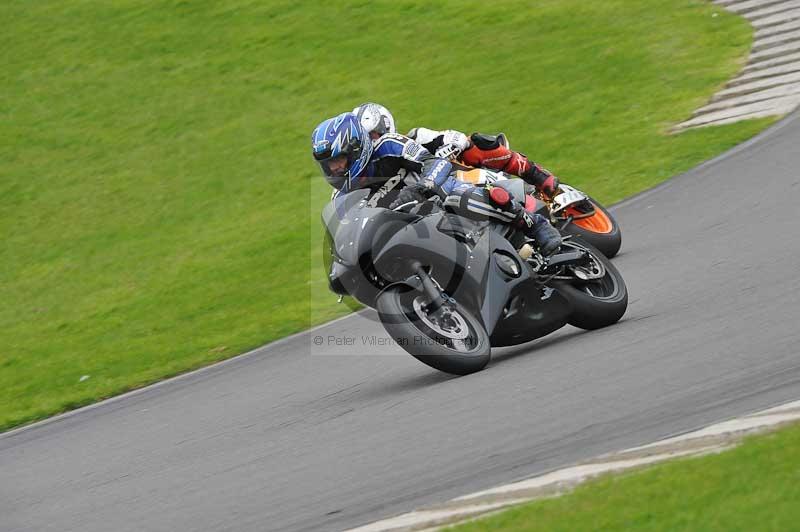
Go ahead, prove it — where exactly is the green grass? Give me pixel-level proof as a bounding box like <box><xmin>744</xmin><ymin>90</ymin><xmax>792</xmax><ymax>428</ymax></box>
<box><xmin>0</xmin><ymin>0</ymin><xmax>776</xmax><ymax>431</ymax></box>
<box><xmin>448</xmin><ymin>422</ymin><xmax>800</xmax><ymax>532</ymax></box>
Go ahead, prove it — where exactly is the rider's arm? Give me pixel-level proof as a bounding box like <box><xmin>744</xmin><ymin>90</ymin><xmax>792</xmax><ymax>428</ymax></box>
<box><xmin>370</xmin><ymin>133</ymin><xmax>460</xmax><ymax>200</ymax></box>
<box><xmin>408</xmin><ymin>127</ymin><xmax>470</xmax><ymax>160</ymax></box>
<box><xmin>407</xmin><ymin>127</ymin><xmax>445</xmax><ymax>153</ymax></box>
<box><xmin>418</xmin><ymin>154</ymin><xmax>458</xmax><ymax>196</ymax></box>
<box><xmin>383</xmin><ymin>134</ymin><xmax>458</xmax><ymax>196</ymax></box>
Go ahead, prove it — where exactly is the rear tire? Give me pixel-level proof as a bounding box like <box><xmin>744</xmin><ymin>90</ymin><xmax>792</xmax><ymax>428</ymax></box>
<box><xmin>376</xmin><ymin>286</ymin><xmax>491</xmax><ymax>375</ymax></box>
<box><xmin>556</xmin><ymin>239</ymin><xmax>627</xmax><ymax>330</ymax></box>
<box><xmin>560</xmin><ymin>198</ymin><xmax>622</xmax><ymax>258</ymax></box>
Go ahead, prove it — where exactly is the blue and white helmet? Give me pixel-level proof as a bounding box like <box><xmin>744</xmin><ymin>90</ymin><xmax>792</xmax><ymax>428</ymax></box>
<box><xmin>352</xmin><ymin>103</ymin><xmax>396</xmax><ymax>140</ymax></box>
<box><xmin>311</xmin><ymin>112</ymin><xmax>373</xmax><ymax>190</ymax></box>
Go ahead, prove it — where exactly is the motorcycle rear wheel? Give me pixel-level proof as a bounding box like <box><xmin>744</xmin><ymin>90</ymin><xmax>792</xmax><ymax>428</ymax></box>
<box><xmin>377</xmin><ymin>286</ymin><xmax>491</xmax><ymax>375</ymax></box>
<box><xmin>556</xmin><ymin>239</ymin><xmax>628</xmax><ymax>330</ymax></box>
<box><xmin>560</xmin><ymin>197</ymin><xmax>622</xmax><ymax>258</ymax></box>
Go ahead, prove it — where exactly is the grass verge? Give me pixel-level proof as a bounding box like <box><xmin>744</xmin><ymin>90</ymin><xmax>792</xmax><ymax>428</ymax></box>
<box><xmin>1</xmin><ymin>0</ymin><xmax>776</xmax><ymax>430</ymax></box>
<box><xmin>447</xmin><ymin>422</ymin><xmax>800</xmax><ymax>532</ymax></box>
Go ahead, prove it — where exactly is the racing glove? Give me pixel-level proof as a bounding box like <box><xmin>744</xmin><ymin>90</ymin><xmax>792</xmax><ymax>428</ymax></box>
<box><xmin>389</xmin><ymin>183</ymin><xmax>429</xmax><ymax>209</ymax></box>
<box><xmin>434</xmin><ymin>130</ymin><xmax>471</xmax><ymax>160</ymax></box>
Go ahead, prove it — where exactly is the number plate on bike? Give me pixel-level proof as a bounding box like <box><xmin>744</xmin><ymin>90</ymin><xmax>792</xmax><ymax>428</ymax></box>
<box><xmin>552</xmin><ymin>186</ymin><xmax>588</xmax><ymax>213</ymax></box>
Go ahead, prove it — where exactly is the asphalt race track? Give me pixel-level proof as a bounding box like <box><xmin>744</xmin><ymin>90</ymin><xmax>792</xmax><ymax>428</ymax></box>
<box><xmin>4</xmin><ymin>111</ymin><xmax>800</xmax><ymax>532</ymax></box>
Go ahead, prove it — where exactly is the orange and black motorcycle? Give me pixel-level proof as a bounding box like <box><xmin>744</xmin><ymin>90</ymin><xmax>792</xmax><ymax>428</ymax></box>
<box><xmin>453</xmin><ymin>167</ymin><xmax>622</xmax><ymax>258</ymax></box>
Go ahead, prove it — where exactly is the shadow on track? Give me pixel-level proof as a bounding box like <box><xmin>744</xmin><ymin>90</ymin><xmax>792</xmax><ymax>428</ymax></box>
<box><xmin>489</xmin><ymin>327</ymin><xmax>589</xmax><ymax>366</ymax></box>
<box><xmin>356</xmin><ymin>368</ymin><xmax>459</xmax><ymax>403</ymax></box>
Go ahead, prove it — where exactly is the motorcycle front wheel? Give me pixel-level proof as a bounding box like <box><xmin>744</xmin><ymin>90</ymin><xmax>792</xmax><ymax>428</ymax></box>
<box><xmin>377</xmin><ymin>286</ymin><xmax>491</xmax><ymax>375</ymax></box>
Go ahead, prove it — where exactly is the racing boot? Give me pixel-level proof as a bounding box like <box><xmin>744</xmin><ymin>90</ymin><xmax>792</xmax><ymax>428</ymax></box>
<box><xmin>516</xmin><ymin>209</ymin><xmax>562</xmax><ymax>256</ymax></box>
<box><xmin>485</xmin><ymin>185</ymin><xmax>561</xmax><ymax>256</ymax></box>
<box><xmin>464</xmin><ymin>133</ymin><xmax>561</xmax><ymax>199</ymax></box>
<box><xmin>519</xmin><ymin>164</ymin><xmax>560</xmax><ymax>200</ymax></box>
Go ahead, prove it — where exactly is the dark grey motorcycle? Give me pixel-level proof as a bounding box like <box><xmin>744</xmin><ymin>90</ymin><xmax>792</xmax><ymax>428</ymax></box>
<box><xmin>322</xmin><ymin>179</ymin><xmax>627</xmax><ymax>376</ymax></box>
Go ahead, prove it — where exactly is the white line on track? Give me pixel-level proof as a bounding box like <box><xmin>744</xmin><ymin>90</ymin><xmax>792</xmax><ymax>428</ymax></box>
<box><xmin>345</xmin><ymin>399</ymin><xmax>800</xmax><ymax>532</ymax></box>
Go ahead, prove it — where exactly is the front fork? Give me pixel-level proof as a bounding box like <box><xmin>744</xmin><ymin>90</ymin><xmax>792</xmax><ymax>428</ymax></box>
<box><xmin>405</xmin><ymin>262</ymin><xmax>454</xmax><ymax>314</ymax></box>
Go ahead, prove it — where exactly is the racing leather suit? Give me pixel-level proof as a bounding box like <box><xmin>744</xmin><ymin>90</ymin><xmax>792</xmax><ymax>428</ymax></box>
<box><xmin>333</xmin><ymin>133</ymin><xmax>561</xmax><ymax>254</ymax></box>
<box><xmin>407</xmin><ymin>127</ymin><xmax>559</xmax><ymax>198</ymax></box>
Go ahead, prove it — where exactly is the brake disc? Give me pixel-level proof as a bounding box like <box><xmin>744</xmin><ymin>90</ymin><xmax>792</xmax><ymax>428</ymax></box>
<box><xmin>413</xmin><ymin>297</ymin><xmax>470</xmax><ymax>340</ymax></box>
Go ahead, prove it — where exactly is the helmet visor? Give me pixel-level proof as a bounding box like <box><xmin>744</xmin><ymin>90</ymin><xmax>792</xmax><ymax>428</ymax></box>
<box><xmin>316</xmin><ymin>153</ymin><xmax>350</xmax><ymax>189</ymax></box>
<box><xmin>373</xmin><ymin>115</ymin><xmax>391</xmax><ymax>136</ymax></box>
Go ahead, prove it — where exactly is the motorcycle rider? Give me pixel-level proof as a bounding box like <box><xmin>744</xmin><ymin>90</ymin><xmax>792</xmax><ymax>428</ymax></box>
<box><xmin>352</xmin><ymin>102</ymin><xmax>560</xmax><ymax>199</ymax></box>
<box><xmin>312</xmin><ymin>112</ymin><xmax>562</xmax><ymax>255</ymax></box>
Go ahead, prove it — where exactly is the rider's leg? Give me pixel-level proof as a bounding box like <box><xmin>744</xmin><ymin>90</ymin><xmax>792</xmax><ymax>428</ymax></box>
<box><xmin>443</xmin><ymin>184</ymin><xmax>561</xmax><ymax>255</ymax></box>
<box><xmin>461</xmin><ymin>134</ymin><xmax>559</xmax><ymax>198</ymax></box>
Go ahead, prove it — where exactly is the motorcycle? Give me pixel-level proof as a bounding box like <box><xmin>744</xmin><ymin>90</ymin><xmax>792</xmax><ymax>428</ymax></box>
<box><xmin>454</xmin><ymin>167</ymin><xmax>622</xmax><ymax>258</ymax></box>
<box><xmin>322</xmin><ymin>178</ymin><xmax>628</xmax><ymax>375</ymax></box>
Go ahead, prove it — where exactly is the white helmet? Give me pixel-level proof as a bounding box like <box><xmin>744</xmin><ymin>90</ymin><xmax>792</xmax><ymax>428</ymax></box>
<box><xmin>352</xmin><ymin>102</ymin><xmax>396</xmax><ymax>139</ymax></box>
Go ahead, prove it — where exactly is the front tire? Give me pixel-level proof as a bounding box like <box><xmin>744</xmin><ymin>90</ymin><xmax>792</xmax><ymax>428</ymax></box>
<box><xmin>376</xmin><ymin>286</ymin><xmax>491</xmax><ymax>375</ymax></box>
<box><xmin>556</xmin><ymin>239</ymin><xmax>628</xmax><ymax>330</ymax></box>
